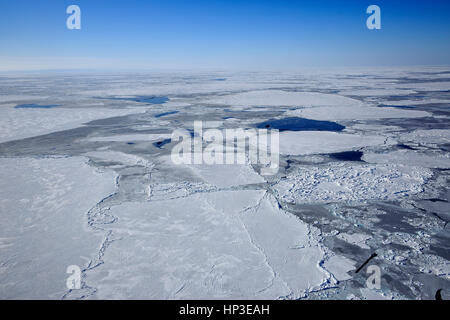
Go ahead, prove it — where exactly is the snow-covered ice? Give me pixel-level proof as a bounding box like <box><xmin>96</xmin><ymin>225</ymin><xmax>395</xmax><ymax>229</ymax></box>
<box><xmin>274</xmin><ymin>163</ymin><xmax>433</xmax><ymax>203</ymax></box>
<box><xmin>0</xmin><ymin>157</ymin><xmax>117</xmax><ymax>299</ymax></box>
<box><xmin>0</xmin><ymin>69</ymin><xmax>449</xmax><ymax>300</ymax></box>
<box><xmin>285</xmin><ymin>105</ymin><xmax>430</xmax><ymax>121</ymax></box>
<box><xmin>0</xmin><ymin>105</ymin><xmax>144</xmax><ymax>143</ymax></box>
<box><xmin>279</xmin><ymin>131</ymin><xmax>388</xmax><ymax>155</ymax></box>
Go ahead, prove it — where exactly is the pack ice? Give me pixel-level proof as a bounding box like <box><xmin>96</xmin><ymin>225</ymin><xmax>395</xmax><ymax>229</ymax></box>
<box><xmin>0</xmin><ymin>68</ymin><xmax>449</xmax><ymax>300</ymax></box>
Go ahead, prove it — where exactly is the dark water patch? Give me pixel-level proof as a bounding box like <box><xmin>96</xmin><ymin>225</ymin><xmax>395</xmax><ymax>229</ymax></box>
<box><xmin>131</xmin><ymin>96</ymin><xmax>169</xmax><ymax>104</ymax></box>
<box><xmin>438</xmin><ymin>144</ymin><xmax>450</xmax><ymax>152</ymax></box>
<box><xmin>429</xmin><ymin>244</ymin><xmax>450</xmax><ymax>260</ymax></box>
<box><xmin>408</xmin><ymin>71</ymin><xmax>450</xmax><ymax>76</ymax></box>
<box><xmin>95</xmin><ymin>96</ymin><xmax>169</xmax><ymax>105</ymax></box>
<box><xmin>256</xmin><ymin>117</ymin><xmax>345</xmax><ymax>132</ymax></box>
<box><xmin>212</xmin><ymin>78</ymin><xmax>226</xmax><ymax>81</ymax></box>
<box><xmin>414</xmin><ymin>273</ymin><xmax>450</xmax><ymax>300</ymax></box>
<box><xmin>428</xmin><ymin>232</ymin><xmax>450</xmax><ymax>260</ymax></box>
<box><xmin>383</xmin><ymin>96</ymin><xmax>421</xmax><ymax>102</ymax></box>
<box><xmin>15</xmin><ymin>104</ymin><xmax>60</xmax><ymax>109</ymax></box>
<box><xmin>286</xmin><ymin>203</ymin><xmax>337</xmax><ymax>223</ymax></box>
<box><xmin>329</xmin><ymin>151</ymin><xmax>363</xmax><ymax>162</ymax></box>
<box><xmin>153</xmin><ymin>139</ymin><xmax>171</xmax><ymax>149</ymax></box>
<box><xmin>154</xmin><ymin>111</ymin><xmax>179</xmax><ymax>118</ymax></box>
<box><xmin>382</xmin><ymin>274</ymin><xmax>416</xmax><ymax>299</ymax></box>
<box><xmin>378</xmin><ymin>104</ymin><xmax>416</xmax><ymax>109</ymax></box>
<box><xmin>428</xmin><ymin>110</ymin><xmax>450</xmax><ymax>117</ymax></box>
<box><xmin>307</xmin><ymin>88</ymin><xmax>340</xmax><ymax>94</ymax></box>
<box><xmin>428</xmin><ymin>198</ymin><xmax>448</xmax><ymax>203</ymax></box>
<box><xmin>397</xmin><ymin>144</ymin><xmax>416</xmax><ymax>150</ymax></box>
<box><xmin>86</xmin><ymin>113</ymin><xmax>149</xmax><ymax>127</ymax></box>
<box><xmin>393</xmin><ymin>103</ymin><xmax>450</xmax><ymax>117</ymax></box>
<box><xmin>222</xmin><ymin>109</ymin><xmax>285</xmax><ymax>120</ymax></box>
<box><xmin>414</xmin><ymin>90</ymin><xmax>450</xmax><ymax>100</ymax></box>
<box><xmin>0</xmin><ymin>126</ymin><xmax>97</xmax><ymax>157</ymax></box>
<box><xmin>382</xmin><ymin>93</ymin><xmax>428</xmax><ymax>101</ymax></box>
<box><xmin>252</xmin><ymin>106</ymin><xmax>274</xmax><ymax>109</ymax></box>
<box><xmin>322</xmin><ymin>237</ymin><xmax>369</xmax><ymax>259</ymax></box>
<box><xmin>355</xmin><ymin>253</ymin><xmax>377</xmax><ymax>273</ymax></box>
<box><xmin>374</xmin><ymin>204</ymin><xmax>420</xmax><ymax>234</ymax></box>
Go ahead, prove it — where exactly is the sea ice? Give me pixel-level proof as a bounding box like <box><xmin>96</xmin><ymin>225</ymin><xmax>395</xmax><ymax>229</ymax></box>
<box><xmin>0</xmin><ymin>105</ymin><xmax>144</xmax><ymax>143</ymax></box>
<box><xmin>285</xmin><ymin>105</ymin><xmax>430</xmax><ymax>121</ymax></box>
<box><xmin>274</xmin><ymin>163</ymin><xmax>432</xmax><ymax>203</ymax></box>
<box><xmin>204</xmin><ymin>90</ymin><xmax>363</xmax><ymax>107</ymax></box>
<box><xmin>363</xmin><ymin>150</ymin><xmax>450</xmax><ymax>169</ymax></box>
<box><xmin>279</xmin><ymin>131</ymin><xmax>387</xmax><ymax>156</ymax></box>
<box><xmin>0</xmin><ymin>157</ymin><xmax>117</xmax><ymax>299</ymax></box>
<box><xmin>81</xmin><ymin>190</ymin><xmax>328</xmax><ymax>299</ymax></box>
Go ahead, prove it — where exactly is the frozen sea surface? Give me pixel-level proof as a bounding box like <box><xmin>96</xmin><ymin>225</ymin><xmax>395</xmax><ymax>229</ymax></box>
<box><xmin>0</xmin><ymin>67</ymin><xmax>449</xmax><ymax>300</ymax></box>
<box><xmin>256</xmin><ymin>117</ymin><xmax>345</xmax><ymax>132</ymax></box>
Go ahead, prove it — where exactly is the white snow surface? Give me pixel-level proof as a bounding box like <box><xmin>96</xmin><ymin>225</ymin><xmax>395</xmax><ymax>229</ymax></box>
<box><xmin>323</xmin><ymin>255</ymin><xmax>356</xmax><ymax>281</ymax></box>
<box><xmin>83</xmin><ymin>150</ymin><xmax>153</xmax><ymax>168</ymax></box>
<box><xmin>188</xmin><ymin>164</ymin><xmax>265</xmax><ymax>188</ymax></box>
<box><xmin>279</xmin><ymin>131</ymin><xmax>388</xmax><ymax>155</ymax></box>
<box><xmin>0</xmin><ymin>106</ymin><xmax>143</xmax><ymax>143</ymax></box>
<box><xmin>0</xmin><ymin>157</ymin><xmax>117</xmax><ymax>299</ymax></box>
<box><xmin>84</xmin><ymin>191</ymin><xmax>328</xmax><ymax>299</ymax></box>
<box><xmin>363</xmin><ymin>150</ymin><xmax>450</xmax><ymax>169</ymax></box>
<box><xmin>400</xmin><ymin>129</ymin><xmax>450</xmax><ymax>145</ymax></box>
<box><xmin>285</xmin><ymin>105</ymin><xmax>430</xmax><ymax>121</ymax></box>
<box><xmin>274</xmin><ymin>163</ymin><xmax>432</xmax><ymax>204</ymax></box>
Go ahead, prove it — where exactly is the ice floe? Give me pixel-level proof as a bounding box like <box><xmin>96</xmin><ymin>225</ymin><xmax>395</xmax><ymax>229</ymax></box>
<box><xmin>0</xmin><ymin>105</ymin><xmax>144</xmax><ymax>143</ymax></box>
<box><xmin>363</xmin><ymin>150</ymin><xmax>450</xmax><ymax>169</ymax></box>
<box><xmin>400</xmin><ymin>129</ymin><xmax>450</xmax><ymax>145</ymax></box>
<box><xmin>188</xmin><ymin>164</ymin><xmax>265</xmax><ymax>188</ymax></box>
<box><xmin>323</xmin><ymin>255</ymin><xmax>356</xmax><ymax>281</ymax></box>
<box><xmin>83</xmin><ymin>150</ymin><xmax>153</xmax><ymax>168</ymax></box>
<box><xmin>274</xmin><ymin>163</ymin><xmax>433</xmax><ymax>203</ymax></box>
<box><xmin>82</xmin><ymin>191</ymin><xmax>328</xmax><ymax>299</ymax></box>
<box><xmin>86</xmin><ymin>134</ymin><xmax>172</xmax><ymax>143</ymax></box>
<box><xmin>336</xmin><ymin>233</ymin><xmax>371</xmax><ymax>249</ymax></box>
<box><xmin>285</xmin><ymin>105</ymin><xmax>430</xmax><ymax>121</ymax></box>
<box><xmin>0</xmin><ymin>157</ymin><xmax>117</xmax><ymax>299</ymax></box>
<box><xmin>279</xmin><ymin>131</ymin><xmax>388</xmax><ymax>156</ymax></box>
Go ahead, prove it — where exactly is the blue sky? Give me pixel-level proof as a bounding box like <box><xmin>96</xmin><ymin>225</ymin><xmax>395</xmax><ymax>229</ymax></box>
<box><xmin>1</xmin><ymin>0</ymin><xmax>449</xmax><ymax>71</ymax></box>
